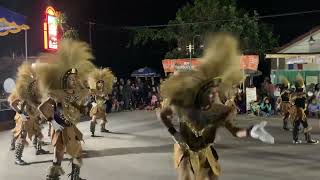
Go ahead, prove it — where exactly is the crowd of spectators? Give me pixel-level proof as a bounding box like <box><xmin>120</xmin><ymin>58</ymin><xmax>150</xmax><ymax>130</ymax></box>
<box><xmin>234</xmin><ymin>77</ymin><xmax>320</xmax><ymax>119</ymax></box>
<box><xmin>107</xmin><ymin>77</ymin><xmax>162</xmax><ymax>112</ymax></box>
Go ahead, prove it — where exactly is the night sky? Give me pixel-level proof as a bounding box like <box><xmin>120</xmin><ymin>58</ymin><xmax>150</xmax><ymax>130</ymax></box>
<box><xmin>1</xmin><ymin>0</ymin><xmax>320</xmax><ymax>77</ymax></box>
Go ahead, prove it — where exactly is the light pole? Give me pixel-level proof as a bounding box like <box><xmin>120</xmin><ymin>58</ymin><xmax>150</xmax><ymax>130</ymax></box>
<box><xmin>186</xmin><ymin>42</ymin><xmax>194</xmax><ymax>70</ymax></box>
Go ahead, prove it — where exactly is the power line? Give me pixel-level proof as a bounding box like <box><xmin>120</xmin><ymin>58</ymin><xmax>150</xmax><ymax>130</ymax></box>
<box><xmin>91</xmin><ymin>9</ymin><xmax>320</xmax><ymax>30</ymax></box>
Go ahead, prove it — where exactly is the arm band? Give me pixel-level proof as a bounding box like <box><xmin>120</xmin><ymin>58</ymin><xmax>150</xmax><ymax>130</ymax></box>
<box><xmin>168</xmin><ymin>127</ymin><xmax>177</xmax><ymax>135</ymax></box>
<box><xmin>246</xmin><ymin>125</ymin><xmax>254</xmax><ymax>137</ymax></box>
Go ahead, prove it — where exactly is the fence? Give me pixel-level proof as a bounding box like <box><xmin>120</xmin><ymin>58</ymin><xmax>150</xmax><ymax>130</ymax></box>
<box><xmin>0</xmin><ymin>99</ymin><xmax>11</xmax><ymax>112</ymax></box>
<box><xmin>271</xmin><ymin>70</ymin><xmax>320</xmax><ymax>85</ymax></box>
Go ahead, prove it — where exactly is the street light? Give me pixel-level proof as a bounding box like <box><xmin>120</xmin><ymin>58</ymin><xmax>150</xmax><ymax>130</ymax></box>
<box><xmin>186</xmin><ymin>43</ymin><xmax>194</xmax><ymax>70</ymax></box>
<box><xmin>308</xmin><ymin>36</ymin><xmax>316</xmax><ymax>45</ymax></box>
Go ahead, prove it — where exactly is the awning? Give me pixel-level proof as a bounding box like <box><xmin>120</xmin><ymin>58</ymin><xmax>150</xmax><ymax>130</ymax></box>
<box><xmin>266</xmin><ymin>53</ymin><xmax>320</xmax><ymax>64</ymax></box>
<box><xmin>265</xmin><ymin>53</ymin><xmax>320</xmax><ymax>59</ymax></box>
<box><xmin>0</xmin><ymin>6</ymin><xmax>30</xmax><ymax>36</ymax></box>
<box><xmin>131</xmin><ymin>67</ymin><xmax>160</xmax><ymax>77</ymax></box>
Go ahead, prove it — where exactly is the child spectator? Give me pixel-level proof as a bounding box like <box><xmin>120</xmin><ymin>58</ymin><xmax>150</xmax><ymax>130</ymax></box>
<box><xmin>260</xmin><ymin>97</ymin><xmax>273</xmax><ymax>117</ymax></box>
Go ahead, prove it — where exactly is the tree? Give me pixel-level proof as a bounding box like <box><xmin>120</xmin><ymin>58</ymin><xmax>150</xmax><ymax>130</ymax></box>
<box><xmin>132</xmin><ymin>0</ymin><xmax>278</xmax><ymax>58</ymax></box>
<box><xmin>57</xmin><ymin>12</ymin><xmax>79</xmax><ymax>40</ymax></box>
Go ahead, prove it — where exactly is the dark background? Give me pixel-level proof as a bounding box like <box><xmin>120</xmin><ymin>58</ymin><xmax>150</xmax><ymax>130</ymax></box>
<box><xmin>1</xmin><ymin>0</ymin><xmax>320</xmax><ymax>77</ymax></box>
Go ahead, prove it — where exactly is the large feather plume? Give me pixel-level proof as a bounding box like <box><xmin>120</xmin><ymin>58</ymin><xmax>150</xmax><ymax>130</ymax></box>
<box><xmin>35</xmin><ymin>39</ymin><xmax>95</xmax><ymax>96</ymax></box>
<box><xmin>280</xmin><ymin>76</ymin><xmax>289</xmax><ymax>87</ymax></box>
<box><xmin>295</xmin><ymin>73</ymin><xmax>304</xmax><ymax>88</ymax></box>
<box><xmin>198</xmin><ymin>33</ymin><xmax>243</xmax><ymax>87</ymax></box>
<box><xmin>15</xmin><ymin>62</ymin><xmax>40</xmax><ymax>107</ymax></box>
<box><xmin>160</xmin><ymin>33</ymin><xmax>243</xmax><ymax>108</ymax></box>
<box><xmin>7</xmin><ymin>88</ymin><xmax>18</xmax><ymax>104</ymax></box>
<box><xmin>88</xmin><ymin>68</ymin><xmax>114</xmax><ymax>94</ymax></box>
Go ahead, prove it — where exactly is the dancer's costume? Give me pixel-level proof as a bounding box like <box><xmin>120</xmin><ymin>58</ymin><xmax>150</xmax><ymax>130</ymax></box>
<box><xmin>290</xmin><ymin>74</ymin><xmax>318</xmax><ymax>144</ymax></box>
<box><xmin>158</xmin><ymin>34</ymin><xmax>274</xmax><ymax>180</ymax></box>
<box><xmin>36</xmin><ymin>39</ymin><xmax>95</xmax><ymax>180</ymax></box>
<box><xmin>277</xmin><ymin>76</ymin><xmax>292</xmax><ymax>131</ymax></box>
<box><xmin>8</xmin><ymin>63</ymin><xmax>49</xmax><ymax>165</ymax></box>
<box><xmin>88</xmin><ymin>68</ymin><xmax>114</xmax><ymax>136</ymax></box>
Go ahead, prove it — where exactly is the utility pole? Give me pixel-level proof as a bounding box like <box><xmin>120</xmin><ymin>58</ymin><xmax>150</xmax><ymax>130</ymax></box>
<box><xmin>186</xmin><ymin>42</ymin><xmax>194</xmax><ymax>70</ymax></box>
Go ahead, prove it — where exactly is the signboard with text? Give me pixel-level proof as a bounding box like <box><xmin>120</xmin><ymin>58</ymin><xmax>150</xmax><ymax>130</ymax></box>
<box><xmin>44</xmin><ymin>6</ymin><xmax>59</xmax><ymax>50</ymax></box>
<box><xmin>163</xmin><ymin>55</ymin><xmax>259</xmax><ymax>73</ymax></box>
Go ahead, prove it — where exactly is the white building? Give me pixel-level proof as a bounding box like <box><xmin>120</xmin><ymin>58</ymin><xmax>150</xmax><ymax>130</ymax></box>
<box><xmin>267</xmin><ymin>26</ymin><xmax>320</xmax><ymax>84</ymax></box>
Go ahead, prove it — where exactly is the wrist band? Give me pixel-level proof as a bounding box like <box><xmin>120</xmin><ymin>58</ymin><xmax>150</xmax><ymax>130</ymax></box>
<box><xmin>168</xmin><ymin>127</ymin><xmax>177</xmax><ymax>135</ymax></box>
<box><xmin>47</xmin><ymin>117</ymin><xmax>53</xmax><ymax>121</ymax></box>
<box><xmin>246</xmin><ymin>125</ymin><xmax>254</xmax><ymax>137</ymax></box>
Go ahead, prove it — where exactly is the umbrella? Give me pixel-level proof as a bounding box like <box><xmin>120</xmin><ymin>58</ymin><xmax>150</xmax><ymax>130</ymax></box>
<box><xmin>131</xmin><ymin>67</ymin><xmax>160</xmax><ymax>77</ymax></box>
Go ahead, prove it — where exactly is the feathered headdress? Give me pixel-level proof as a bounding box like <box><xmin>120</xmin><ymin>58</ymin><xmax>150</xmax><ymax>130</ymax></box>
<box><xmin>7</xmin><ymin>88</ymin><xmax>18</xmax><ymax>104</ymax></box>
<box><xmin>280</xmin><ymin>76</ymin><xmax>290</xmax><ymax>88</ymax></box>
<box><xmin>35</xmin><ymin>39</ymin><xmax>96</xmax><ymax>97</ymax></box>
<box><xmin>88</xmin><ymin>68</ymin><xmax>114</xmax><ymax>94</ymax></box>
<box><xmin>160</xmin><ymin>33</ymin><xmax>244</xmax><ymax>108</ymax></box>
<box><xmin>14</xmin><ymin>62</ymin><xmax>40</xmax><ymax>107</ymax></box>
<box><xmin>295</xmin><ymin>73</ymin><xmax>304</xmax><ymax>89</ymax></box>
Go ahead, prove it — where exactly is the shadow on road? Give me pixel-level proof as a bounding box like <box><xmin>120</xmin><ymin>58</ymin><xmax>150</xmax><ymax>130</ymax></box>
<box><xmin>28</xmin><ymin>158</ymin><xmax>72</xmax><ymax>165</ymax></box>
<box><xmin>83</xmin><ymin>144</ymin><xmax>172</xmax><ymax>159</ymax></box>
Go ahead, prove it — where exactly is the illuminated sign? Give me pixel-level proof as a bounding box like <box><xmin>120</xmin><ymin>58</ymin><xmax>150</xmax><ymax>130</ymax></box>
<box><xmin>44</xmin><ymin>6</ymin><xmax>58</xmax><ymax>50</ymax></box>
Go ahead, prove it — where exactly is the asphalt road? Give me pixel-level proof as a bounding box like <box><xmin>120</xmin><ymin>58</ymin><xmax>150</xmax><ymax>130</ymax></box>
<box><xmin>0</xmin><ymin>111</ymin><xmax>319</xmax><ymax>180</ymax></box>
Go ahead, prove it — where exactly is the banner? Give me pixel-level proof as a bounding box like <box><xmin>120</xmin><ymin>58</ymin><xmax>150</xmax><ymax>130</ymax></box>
<box><xmin>240</xmin><ymin>55</ymin><xmax>259</xmax><ymax>71</ymax></box>
<box><xmin>162</xmin><ymin>59</ymin><xmax>200</xmax><ymax>73</ymax></box>
<box><xmin>163</xmin><ymin>55</ymin><xmax>259</xmax><ymax>73</ymax></box>
<box><xmin>246</xmin><ymin>87</ymin><xmax>257</xmax><ymax>111</ymax></box>
<box><xmin>306</xmin><ymin>76</ymin><xmax>318</xmax><ymax>85</ymax></box>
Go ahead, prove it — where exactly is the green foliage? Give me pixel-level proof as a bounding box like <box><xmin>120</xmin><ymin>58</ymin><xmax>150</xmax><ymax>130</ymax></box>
<box><xmin>62</xmin><ymin>28</ymin><xmax>79</xmax><ymax>40</ymax></box>
<box><xmin>132</xmin><ymin>0</ymin><xmax>278</xmax><ymax>58</ymax></box>
<box><xmin>57</xmin><ymin>13</ymin><xmax>79</xmax><ymax>40</ymax></box>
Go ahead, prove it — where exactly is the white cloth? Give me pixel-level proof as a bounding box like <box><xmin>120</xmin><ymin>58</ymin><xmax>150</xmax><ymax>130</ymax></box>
<box><xmin>51</xmin><ymin>119</ymin><xmax>64</xmax><ymax>131</ymax></box>
<box><xmin>91</xmin><ymin>102</ymin><xmax>97</xmax><ymax>107</ymax></box>
<box><xmin>250</xmin><ymin>121</ymin><xmax>275</xmax><ymax>144</ymax></box>
<box><xmin>20</xmin><ymin>114</ymin><xmax>29</xmax><ymax>122</ymax></box>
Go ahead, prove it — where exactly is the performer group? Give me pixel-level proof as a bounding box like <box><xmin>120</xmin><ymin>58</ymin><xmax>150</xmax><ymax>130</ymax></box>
<box><xmin>6</xmin><ymin>34</ymin><xmax>318</xmax><ymax>180</ymax></box>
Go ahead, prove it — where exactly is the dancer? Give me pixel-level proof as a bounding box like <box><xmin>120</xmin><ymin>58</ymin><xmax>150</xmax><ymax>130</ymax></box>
<box><xmin>8</xmin><ymin>62</ymin><xmax>49</xmax><ymax>165</ymax></box>
<box><xmin>157</xmin><ymin>33</ymin><xmax>274</xmax><ymax>180</ymax></box>
<box><xmin>36</xmin><ymin>39</ymin><xmax>95</xmax><ymax>180</ymax></box>
<box><xmin>290</xmin><ymin>74</ymin><xmax>318</xmax><ymax>144</ymax></box>
<box><xmin>88</xmin><ymin>68</ymin><xmax>114</xmax><ymax>137</ymax></box>
<box><xmin>277</xmin><ymin>76</ymin><xmax>292</xmax><ymax>131</ymax></box>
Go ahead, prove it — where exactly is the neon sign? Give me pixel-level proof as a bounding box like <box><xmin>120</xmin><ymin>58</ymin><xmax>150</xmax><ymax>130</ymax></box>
<box><xmin>44</xmin><ymin>6</ymin><xmax>59</xmax><ymax>50</ymax></box>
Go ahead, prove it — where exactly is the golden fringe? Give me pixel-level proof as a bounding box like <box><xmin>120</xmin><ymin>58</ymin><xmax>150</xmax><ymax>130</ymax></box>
<box><xmin>280</xmin><ymin>76</ymin><xmax>289</xmax><ymax>87</ymax></box>
<box><xmin>88</xmin><ymin>68</ymin><xmax>114</xmax><ymax>94</ymax></box>
<box><xmin>295</xmin><ymin>73</ymin><xmax>304</xmax><ymax>88</ymax></box>
<box><xmin>160</xmin><ymin>33</ymin><xmax>243</xmax><ymax>107</ymax></box>
<box><xmin>7</xmin><ymin>89</ymin><xmax>18</xmax><ymax>104</ymax></box>
<box><xmin>15</xmin><ymin>62</ymin><xmax>40</xmax><ymax>107</ymax></box>
<box><xmin>35</xmin><ymin>39</ymin><xmax>95</xmax><ymax>97</ymax></box>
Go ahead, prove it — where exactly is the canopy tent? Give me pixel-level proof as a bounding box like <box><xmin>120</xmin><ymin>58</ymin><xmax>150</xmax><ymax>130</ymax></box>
<box><xmin>0</xmin><ymin>6</ymin><xmax>30</xmax><ymax>60</ymax></box>
<box><xmin>131</xmin><ymin>67</ymin><xmax>160</xmax><ymax>77</ymax></box>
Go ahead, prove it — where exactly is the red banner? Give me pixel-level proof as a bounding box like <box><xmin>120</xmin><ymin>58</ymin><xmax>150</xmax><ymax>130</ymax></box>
<box><xmin>163</xmin><ymin>55</ymin><xmax>259</xmax><ymax>73</ymax></box>
<box><xmin>162</xmin><ymin>59</ymin><xmax>200</xmax><ymax>73</ymax></box>
<box><xmin>240</xmin><ymin>55</ymin><xmax>259</xmax><ymax>71</ymax></box>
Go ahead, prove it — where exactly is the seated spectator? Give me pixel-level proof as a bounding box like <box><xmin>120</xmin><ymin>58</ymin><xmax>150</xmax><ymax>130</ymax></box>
<box><xmin>112</xmin><ymin>98</ymin><xmax>120</xmax><ymax>112</ymax></box>
<box><xmin>151</xmin><ymin>93</ymin><xmax>158</xmax><ymax>108</ymax></box>
<box><xmin>250</xmin><ymin>101</ymin><xmax>260</xmax><ymax>116</ymax></box>
<box><xmin>308</xmin><ymin>96</ymin><xmax>320</xmax><ymax>118</ymax></box>
<box><xmin>260</xmin><ymin>97</ymin><xmax>273</xmax><ymax>117</ymax></box>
